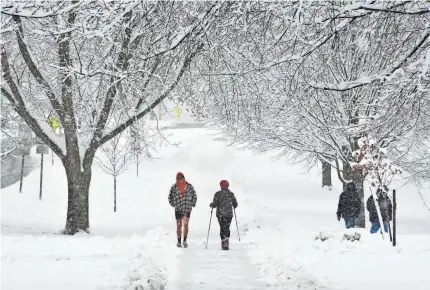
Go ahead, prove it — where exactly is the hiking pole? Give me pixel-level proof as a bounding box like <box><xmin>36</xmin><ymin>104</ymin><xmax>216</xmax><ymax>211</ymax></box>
<box><xmin>206</xmin><ymin>207</ymin><xmax>213</xmax><ymax>249</ymax></box>
<box><xmin>233</xmin><ymin>207</ymin><xmax>241</xmax><ymax>242</ymax></box>
<box><xmin>388</xmin><ymin>222</ymin><xmax>393</xmax><ymax>242</ymax></box>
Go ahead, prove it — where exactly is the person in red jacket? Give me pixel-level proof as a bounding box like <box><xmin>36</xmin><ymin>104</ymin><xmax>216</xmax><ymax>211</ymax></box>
<box><xmin>210</xmin><ymin>180</ymin><xmax>238</xmax><ymax>250</ymax></box>
<box><xmin>168</xmin><ymin>172</ymin><xmax>197</xmax><ymax>248</ymax></box>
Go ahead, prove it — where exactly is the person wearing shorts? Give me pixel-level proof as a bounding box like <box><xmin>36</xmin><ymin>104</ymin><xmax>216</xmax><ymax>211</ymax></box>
<box><xmin>168</xmin><ymin>172</ymin><xmax>197</xmax><ymax>247</ymax></box>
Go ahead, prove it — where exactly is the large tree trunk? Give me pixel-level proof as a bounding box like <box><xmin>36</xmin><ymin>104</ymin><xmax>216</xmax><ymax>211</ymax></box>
<box><xmin>343</xmin><ymin>162</ymin><xmax>365</xmax><ymax>228</ymax></box>
<box><xmin>322</xmin><ymin>160</ymin><xmax>332</xmax><ymax>188</ymax></box>
<box><xmin>64</xmin><ymin>158</ymin><xmax>91</xmax><ymax>235</ymax></box>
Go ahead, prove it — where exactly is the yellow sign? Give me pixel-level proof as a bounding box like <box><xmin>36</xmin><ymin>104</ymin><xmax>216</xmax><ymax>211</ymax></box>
<box><xmin>173</xmin><ymin>106</ymin><xmax>181</xmax><ymax>119</ymax></box>
<box><xmin>48</xmin><ymin>116</ymin><xmax>60</xmax><ymax>131</ymax></box>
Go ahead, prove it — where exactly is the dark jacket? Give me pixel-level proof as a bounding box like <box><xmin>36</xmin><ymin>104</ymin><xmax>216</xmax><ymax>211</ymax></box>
<box><xmin>211</xmin><ymin>189</ymin><xmax>238</xmax><ymax>218</ymax></box>
<box><xmin>366</xmin><ymin>194</ymin><xmax>392</xmax><ymax>223</ymax></box>
<box><xmin>168</xmin><ymin>183</ymin><xmax>197</xmax><ymax>213</ymax></box>
<box><xmin>337</xmin><ymin>189</ymin><xmax>361</xmax><ymax>219</ymax></box>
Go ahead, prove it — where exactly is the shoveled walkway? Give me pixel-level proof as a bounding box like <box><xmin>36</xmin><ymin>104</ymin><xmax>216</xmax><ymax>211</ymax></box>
<box><xmin>168</xmin><ymin>241</ymin><xmax>265</xmax><ymax>290</ymax></box>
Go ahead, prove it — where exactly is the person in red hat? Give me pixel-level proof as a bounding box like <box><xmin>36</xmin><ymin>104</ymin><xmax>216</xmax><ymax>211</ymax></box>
<box><xmin>210</xmin><ymin>180</ymin><xmax>238</xmax><ymax>250</ymax></box>
<box><xmin>168</xmin><ymin>172</ymin><xmax>197</xmax><ymax>248</ymax></box>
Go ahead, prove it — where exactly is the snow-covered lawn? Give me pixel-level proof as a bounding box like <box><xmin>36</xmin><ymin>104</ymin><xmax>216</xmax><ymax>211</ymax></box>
<box><xmin>2</xmin><ymin>229</ymin><xmax>180</xmax><ymax>290</ymax></box>
<box><xmin>2</xmin><ymin>125</ymin><xmax>430</xmax><ymax>289</ymax></box>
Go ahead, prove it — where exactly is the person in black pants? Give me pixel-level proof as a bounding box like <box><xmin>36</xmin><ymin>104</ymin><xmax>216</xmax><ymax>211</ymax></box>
<box><xmin>210</xmin><ymin>180</ymin><xmax>238</xmax><ymax>250</ymax></box>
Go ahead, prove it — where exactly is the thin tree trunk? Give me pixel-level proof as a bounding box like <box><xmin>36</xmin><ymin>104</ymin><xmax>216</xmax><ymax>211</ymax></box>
<box><xmin>322</xmin><ymin>160</ymin><xmax>332</xmax><ymax>188</ymax></box>
<box><xmin>39</xmin><ymin>152</ymin><xmax>44</xmax><ymax>200</ymax></box>
<box><xmin>19</xmin><ymin>153</ymin><xmax>25</xmax><ymax>193</ymax></box>
<box><xmin>354</xmin><ymin>176</ymin><xmax>365</xmax><ymax>228</ymax></box>
<box><xmin>136</xmin><ymin>154</ymin><xmax>139</xmax><ymax>177</ymax></box>
<box><xmin>114</xmin><ymin>175</ymin><xmax>117</xmax><ymax>212</ymax></box>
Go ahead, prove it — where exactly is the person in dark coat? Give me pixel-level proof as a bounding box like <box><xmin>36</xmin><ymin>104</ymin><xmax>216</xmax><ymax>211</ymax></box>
<box><xmin>366</xmin><ymin>188</ymin><xmax>392</xmax><ymax>234</ymax></box>
<box><xmin>210</xmin><ymin>180</ymin><xmax>238</xmax><ymax>250</ymax></box>
<box><xmin>168</xmin><ymin>172</ymin><xmax>197</xmax><ymax>248</ymax></box>
<box><xmin>337</xmin><ymin>182</ymin><xmax>361</xmax><ymax>229</ymax></box>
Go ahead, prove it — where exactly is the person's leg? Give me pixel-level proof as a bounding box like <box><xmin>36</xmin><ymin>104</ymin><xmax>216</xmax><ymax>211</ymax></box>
<box><xmin>183</xmin><ymin>215</ymin><xmax>189</xmax><ymax>242</ymax></box>
<box><xmin>176</xmin><ymin>219</ymin><xmax>182</xmax><ymax>242</ymax></box>
<box><xmin>219</xmin><ymin>217</ymin><xmax>229</xmax><ymax>249</ymax></box>
<box><xmin>225</xmin><ymin>217</ymin><xmax>233</xmax><ymax>249</ymax></box>
<box><xmin>383</xmin><ymin>222</ymin><xmax>389</xmax><ymax>233</ymax></box>
<box><xmin>217</xmin><ymin>217</ymin><xmax>225</xmax><ymax>240</ymax></box>
<box><xmin>344</xmin><ymin>218</ymin><xmax>354</xmax><ymax>229</ymax></box>
<box><xmin>225</xmin><ymin>217</ymin><xmax>233</xmax><ymax>239</ymax></box>
<box><xmin>370</xmin><ymin>222</ymin><xmax>380</xmax><ymax>234</ymax></box>
<box><xmin>175</xmin><ymin>211</ymin><xmax>183</xmax><ymax>245</ymax></box>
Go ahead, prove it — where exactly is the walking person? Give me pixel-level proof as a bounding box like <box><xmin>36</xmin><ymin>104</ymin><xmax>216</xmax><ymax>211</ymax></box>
<box><xmin>210</xmin><ymin>180</ymin><xmax>238</xmax><ymax>250</ymax></box>
<box><xmin>336</xmin><ymin>182</ymin><xmax>361</xmax><ymax>229</ymax></box>
<box><xmin>168</xmin><ymin>172</ymin><xmax>197</xmax><ymax>248</ymax></box>
<box><xmin>366</xmin><ymin>187</ymin><xmax>393</xmax><ymax>234</ymax></box>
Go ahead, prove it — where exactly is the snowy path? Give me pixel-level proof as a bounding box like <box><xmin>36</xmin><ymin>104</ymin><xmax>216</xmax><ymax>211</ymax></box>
<box><xmin>169</xmin><ymin>242</ymin><xmax>265</xmax><ymax>290</ymax></box>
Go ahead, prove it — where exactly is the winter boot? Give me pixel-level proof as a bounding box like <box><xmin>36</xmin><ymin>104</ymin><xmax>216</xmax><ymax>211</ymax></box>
<box><xmin>183</xmin><ymin>241</ymin><xmax>188</xmax><ymax>248</ymax></box>
<box><xmin>225</xmin><ymin>238</ymin><xmax>229</xmax><ymax>250</ymax></box>
<box><xmin>221</xmin><ymin>239</ymin><xmax>228</xmax><ymax>250</ymax></box>
<box><xmin>177</xmin><ymin>238</ymin><xmax>182</xmax><ymax>248</ymax></box>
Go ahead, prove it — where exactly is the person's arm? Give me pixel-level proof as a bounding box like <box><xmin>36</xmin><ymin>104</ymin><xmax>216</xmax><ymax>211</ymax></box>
<box><xmin>190</xmin><ymin>184</ymin><xmax>197</xmax><ymax>207</ymax></box>
<box><xmin>231</xmin><ymin>192</ymin><xmax>238</xmax><ymax>208</ymax></box>
<box><xmin>366</xmin><ymin>196</ymin><xmax>371</xmax><ymax>212</ymax></box>
<box><xmin>210</xmin><ymin>192</ymin><xmax>218</xmax><ymax>208</ymax></box>
<box><xmin>168</xmin><ymin>185</ymin><xmax>175</xmax><ymax>207</ymax></box>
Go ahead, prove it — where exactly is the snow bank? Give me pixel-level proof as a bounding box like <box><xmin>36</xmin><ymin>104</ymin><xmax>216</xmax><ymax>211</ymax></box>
<box><xmin>1</xmin><ymin>228</ymin><xmax>179</xmax><ymax>290</ymax></box>
<box><xmin>124</xmin><ymin>228</ymin><xmax>180</xmax><ymax>290</ymax></box>
<box><xmin>245</xmin><ymin>213</ymin><xmax>430</xmax><ymax>290</ymax></box>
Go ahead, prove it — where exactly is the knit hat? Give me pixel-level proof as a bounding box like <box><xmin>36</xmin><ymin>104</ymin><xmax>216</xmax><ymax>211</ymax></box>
<box><xmin>220</xmin><ymin>180</ymin><xmax>229</xmax><ymax>189</ymax></box>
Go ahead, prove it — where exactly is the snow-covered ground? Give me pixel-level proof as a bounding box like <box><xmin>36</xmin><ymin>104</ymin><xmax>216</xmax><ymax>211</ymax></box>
<box><xmin>2</xmin><ymin>124</ymin><xmax>430</xmax><ymax>290</ymax></box>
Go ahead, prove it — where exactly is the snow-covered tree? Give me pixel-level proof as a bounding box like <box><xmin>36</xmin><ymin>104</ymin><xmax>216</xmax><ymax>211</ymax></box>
<box><xmin>187</xmin><ymin>1</ymin><xmax>430</xmax><ymax>227</ymax></box>
<box><xmin>95</xmin><ymin>130</ymin><xmax>132</xmax><ymax>213</ymax></box>
<box><xmin>353</xmin><ymin>135</ymin><xmax>403</xmax><ymax>189</ymax></box>
<box><xmin>0</xmin><ymin>1</ymin><xmax>224</xmax><ymax>234</ymax></box>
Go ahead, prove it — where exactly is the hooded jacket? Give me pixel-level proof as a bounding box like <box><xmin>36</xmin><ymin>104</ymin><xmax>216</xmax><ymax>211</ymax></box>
<box><xmin>337</xmin><ymin>183</ymin><xmax>361</xmax><ymax>219</ymax></box>
<box><xmin>366</xmin><ymin>190</ymin><xmax>393</xmax><ymax>223</ymax></box>
<box><xmin>168</xmin><ymin>172</ymin><xmax>197</xmax><ymax>212</ymax></box>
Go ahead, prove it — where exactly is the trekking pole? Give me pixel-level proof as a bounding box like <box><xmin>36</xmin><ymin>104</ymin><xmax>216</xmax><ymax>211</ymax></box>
<box><xmin>233</xmin><ymin>207</ymin><xmax>241</xmax><ymax>242</ymax></box>
<box><xmin>205</xmin><ymin>207</ymin><xmax>213</xmax><ymax>249</ymax></box>
<box><xmin>388</xmin><ymin>222</ymin><xmax>393</xmax><ymax>242</ymax></box>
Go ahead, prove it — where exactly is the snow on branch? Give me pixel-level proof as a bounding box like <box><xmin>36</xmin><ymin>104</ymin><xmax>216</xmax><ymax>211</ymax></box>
<box><xmin>1</xmin><ymin>0</ymin><xmax>85</xmax><ymax>18</ymax></box>
<box><xmin>352</xmin><ymin>135</ymin><xmax>402</xmax><ymax>189</ymax></box>
<box><xmin>309</xmin><ymin>31</ymin><xmax>430</xmax><ymax>92</ymax></box>
<box><xmin>347</xmin><ymin>2</ymin><xmax>430</xmax><ymax>15</ymax></box>
<box><xmin>1</xmin><ymin>46</ymin><xmax>66</xmax><ymax>157</ymax></box>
